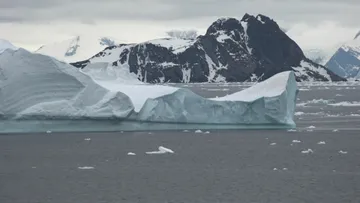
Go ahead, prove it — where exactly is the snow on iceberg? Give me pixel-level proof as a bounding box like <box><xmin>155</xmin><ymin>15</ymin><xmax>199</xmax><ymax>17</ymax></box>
<box><xmin>0</xmin><ymin>49</ymin><xmax>134</xmax><ymax>119</ymax></box>
<box><xmin>0</xmin><ymin>49</ymin><xmax>298</xmax><ymax>132</ymax></box>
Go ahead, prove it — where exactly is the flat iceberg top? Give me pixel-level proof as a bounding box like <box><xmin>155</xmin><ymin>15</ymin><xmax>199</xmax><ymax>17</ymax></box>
<box><xmin>81</xmin><ymin>63</ymin><xmax>179</xmax><ymax>112</ymax></box>
<box><xmin>212</xmin><ymin>71</ymin><xmax>291</xmax><ymax>102</ymax></box>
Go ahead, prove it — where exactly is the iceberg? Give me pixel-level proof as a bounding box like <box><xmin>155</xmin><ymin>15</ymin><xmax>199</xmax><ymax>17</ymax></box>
<box><xmin>0</xmin><ymin>49</ymin><xmax>298</xmax><ymax>133</ymax></box>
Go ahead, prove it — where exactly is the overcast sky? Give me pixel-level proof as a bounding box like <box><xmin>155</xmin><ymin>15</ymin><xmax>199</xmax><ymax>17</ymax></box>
<box><xmin>0</xmin><ymin>0</ymin><xmax>358</xmax><ymax>51</ymax></box>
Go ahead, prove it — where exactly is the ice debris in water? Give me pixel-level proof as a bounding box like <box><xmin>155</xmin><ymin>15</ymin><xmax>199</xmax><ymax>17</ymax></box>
<box><xmin>84</xmin><ymin>138</ymin><xmax>91</xmax><ymax>141</ymax></box>
<box><xmin>307</xmin><ymin>126</ymin><xmax>316</xmax><ymax>129</ymax></box>
<box><xmin>46</xmin><ymin>130</ymin><xmax>52</xmax><ymax>134</ymax></box>
<box><xmin>317</xmin><ymin>141</ymin><xmax>326</xmax><ymax>145</ymax></box>
<box><xmin>288</xmin><ymin>129</ymin><xmax>297</xmax><ymax>132</ymax></box>
<box><xmin>127</xmin><ymin>152</ymin><xmax>136</xmax><ymax>156</ymax></box>
<box><xmin>292</xmin><ymin>140</ymin><xmax>301</xmax><ymax>143</ymax></box>
<box><xmin>270</xmin><ymin>143</ymin><xmax>277</xmax><ymax>146</ymax></box>
<box><xmin>183</xmin><ymin>130</ymin><xmax>189</xmax><ymax>132</ymax></box>
<box><xmin>332</xmin><ymin>129</ymin><xmax>339</xmax><ymax>132</ymax></box>
<box><xmin>283</xmin><ymin>168</ymin><xmax>288</xmax><ymax>171</ymax></box>
<box><xmin>301</xmin><ymin>149</ymin><xmax>314</xmax><ymax>154</ymax></box>
<box><xmin>195</xmin><ymin>130</ymin><xmax>203</xmax><ymax>133</ymax></box>
<box><xmin>339</xmin><ymin>150</ymin><xmax>348</xmax><ymax>154</ymax></box>
<box><xmin>273</xmin><ymin>168</ymin><xmax>278</xmax><ymax>171</ymax></box>
<box><xmin>146</xmin><ymin>146</ymin><xmax>174</xmax><ymax>155</ymax></box>
<box><xmin>78</xmin><ymin>166</ymin><xmax>95</xmax><ymax>170</ymax></box>
<box><xmin>204</xmin><ymin>131</ymin><xmax>210</xmax><ymax>134</ymax></box>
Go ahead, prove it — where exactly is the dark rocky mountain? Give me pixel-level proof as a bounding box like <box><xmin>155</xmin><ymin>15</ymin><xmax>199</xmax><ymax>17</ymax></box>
<box><xmin>71</xmin><ymin>13</ymin><xmax>344</xmax><ymax>83</ymax></box>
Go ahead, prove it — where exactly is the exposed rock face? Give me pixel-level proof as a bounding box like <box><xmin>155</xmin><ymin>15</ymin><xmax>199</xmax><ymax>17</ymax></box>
<box><xmin>71</xmin><ymin>14</ymin><xmax>344</xmax><ymax>83</ymax></box>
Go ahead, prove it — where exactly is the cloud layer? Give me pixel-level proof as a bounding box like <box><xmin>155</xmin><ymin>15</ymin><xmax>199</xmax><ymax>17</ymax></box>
<box><xmin>0</xmin><ymin>0</ymin><xmax>358</xmax><ymax>51</ymax></box>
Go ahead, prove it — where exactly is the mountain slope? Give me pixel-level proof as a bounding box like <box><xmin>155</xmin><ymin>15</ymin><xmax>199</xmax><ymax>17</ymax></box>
<box><xmin>325</xmin><ymin>32</ymin><xmax>360</xmax><ymax>78</ymax></box>
<box><xmin>35</xmin><ymin>35</ymin><xmax>119</xmax><ymax>63</ymax></box>
<box><xmin>0</xmin><ymin>39</ymin><xmax>17</xmax><ymax>54</ymax></box>
<box><xmin>71</xmin><ymin>14</ymin><xmax>344</xmax><ymax>83</ymax></box>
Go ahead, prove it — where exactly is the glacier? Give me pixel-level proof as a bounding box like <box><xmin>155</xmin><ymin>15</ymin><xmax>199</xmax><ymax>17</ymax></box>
<box><xmin>0</xmin><ymin>49</ymin><xmax>298</xmax><ymax>133</ymax></box>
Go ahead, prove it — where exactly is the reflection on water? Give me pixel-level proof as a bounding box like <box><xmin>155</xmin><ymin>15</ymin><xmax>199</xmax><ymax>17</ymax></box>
<box><xmin>0</xmin><ymin>119</ymin><xmax>293</xmax><ymax>133</ymax></box>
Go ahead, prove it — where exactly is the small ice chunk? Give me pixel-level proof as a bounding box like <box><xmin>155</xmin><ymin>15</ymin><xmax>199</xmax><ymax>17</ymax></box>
<box><xmin>288</xmin><ymin>129</ymin><xmax>297</xmax><ymax>132</ymax></box>
<box><xmin>204</xmin><ymin>131</ymin><xmax>210</xmax><ymax>134</ymax></box>
<box><xmin>332</xmin><ymin>129</ymin><xmax>339</xmax><ymax>132</ymax></box>
<box><xmin>306</xmin><ymin>129</ymin><xmax>314</xmax><ymax>132</ymax></box>
<box><xmin>46</xmin><ymin>130</ymin><xmax>52</xmax><ymax>134</ymax></box>
<box><xmin>295</xmin><ymin>112</ymin><xmax>304</xmax><ymax>116</ymax></box>
<box><xmin>148</xmin><ymin>132</ymin><xmax>153</xmax><ymax>135</ymax></box>
<box><xmin>292</xmin><ymin>140</ymin><xmax>301</xmax><ymax>143</ymax></box>
<box><xmin>270</xmin><ymin>143</ymin><xmax>277</xmax><ymax>146</ymax></box>
<box><xmin>183</xmin><ymin>130</ymin><xmax>189</xmax><ymax>132</ymax></box>
<box><xmin>127</xmin><ymin>152</ymin><xmax>136</xmax><ymax>156</ymax></box>
<box><xmin>31</xmin><ymin>166</ymin><xmax>37</xmax><ymax>169</ymax></box>
<box><xmin>146</xmin><ymin>146</ymin><xmax>174</xmax><ymax>155</ymax></box>
<box><xmin>195</xmin><ymin>130</ymin><xmax>203</xmax><ymax>133</ymax></box>
<box><xmin>283</xmin><ymin>168</ymin><xmax>288</xmax><ymax>171</ymax></box>
<box><xmin>301</xmin><ymin>149</ymin><xmax>314</xmax><ymax>154</ymax></box>
<box><xmin>78</xmin><ymin>166</ymin><xmax>95</xmax><ymax>170</ymax></box>
<box><xmin>339</xmin><ymin>150</ymin><xmax>348</xmax><ymax>154</ymax></box>
<box><xmin>307</xmin><ymin>126</ymin><xmax>316</xmax><ymax>129</ymax></box>
<box><xmin>273</xmin><ymin>168</ymin><xmax>278</xmax><ymax>171</ymax></box>
<box><xmin>317</xmin><ymin>141</ymin><xmax>326</xmax><ymax>145</ymax></box>
<box><xmin>84</xmin><ymin>138</ymin><xmax>91</xmax><ymax>141</ymax></box>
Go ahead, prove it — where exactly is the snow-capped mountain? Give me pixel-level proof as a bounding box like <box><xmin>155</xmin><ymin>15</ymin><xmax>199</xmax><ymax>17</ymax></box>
<box><xmin>35</xmin><ymin>35</ymin><xmax>119</xmax><ymax>63</ymax></box>
<box><xmin>325</xmin><ymin>31</ymin><xmax>360</xmax><ymax>78</ymax></box>
<box><xmin>0</xmin><ymin>39</ymin><xmax>17</xmax><ymax>54</ymax></box>
<box><xmin>71</xmin><ymin>14</ymin><xmax>344</xmax><ymax>83</ymax></box>
<box><xmin>303</xmin><ymin>48</ymin><xmax>337</xmax><ymax>65</ymax></box>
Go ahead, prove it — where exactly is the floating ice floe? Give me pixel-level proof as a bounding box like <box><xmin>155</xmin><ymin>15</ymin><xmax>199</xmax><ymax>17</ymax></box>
<box><xmin>294</xmin><ymin>112</ymin><xmax>305</xmax><ymax>116</ymax></box>
<box><xmin>307</xmin><ymin>126</ymin><xmax>316</xmax><ymax>129</ymax></box>
<box><xmin>332</xmin><ymin>129</ymin><xmax>339</xmax><ymax>132</ymax></box>
<box><xmin>204</xmin><ymin>131</ymin><xmax>210</xmax><ymax>134</ymax></box>
<box><xmin>283</xmin><ymin>168</ymin><xmax>288</xmax><ymax>171</ymax></box>
<box><xmin>127</xmin><ymin>152</ymin><xmax>136</xmax><ymax>156</ymax></box>
<box><xmin>288</xmin><ymin>129</ymin><xmax>297</xmax><ymax>132</ymax></box>
<box><xmin>78</xmin><ymin>166</ymin><xmax>95</xmax><ymax>170</ymax></box>
<box><xmin>301</xmin><ymin>149</ymin><xmax>314</xmax><ymax>154</ymax></box>
<box><xmin>146</xmin><ymin>146</ymin><xmax>174</xmax><ymax>155</ymax></box>
<box><xmin>292</xmin><ymin>140</ymin><xmax>301</xmax><ymax>143</ymax></box>
<box><xmin>84</xmin><ymin>138</ymin><xmax>91</xmax><ymax>141</ymax></box>
<box><xmin>46</xmin><ymin>130</ymin><xmax>52</xmax><ymax>134</ymax></box>
<box><xmin>270</xmin><ymin>143</ymin><xmax>277</xmax><ymax>146</ymax></box>
<box><xmin>339</xmin><ymin>150</ymin><xmax>348</xmax><ymax>154</ymax></box>
<box><xmin>317</xmin><ymin>141</ymin><xmax>326</xmax><ymax>145</ymax></box>
<box><xmin>329</xmin><ymin>101</ymin><xmax>360</xmax><ymax>107</ymax></box>
<box><xmin>0</xmin><ymin>49</ymin><xmax>299</xmax><ymax>132</ymax></box>
<box><xmin>183</xmin><ymin>130</ymin><xmax>189</xmax><ymax>132</ymax></box>
<box><xmin>195</xmin><ymin>130</ymin><xmax>203</xmax><ymax>133</ymax></box>
<box><xmin>273</xmin><ymin>168</ymin><xmax>278</xmax><ymax>171</ymax></box>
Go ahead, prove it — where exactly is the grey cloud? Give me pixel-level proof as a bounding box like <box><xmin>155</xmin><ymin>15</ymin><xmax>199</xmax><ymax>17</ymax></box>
<box><xmin>0</xmin><ymin>0</ymin><xmax>359</xmax><ymax>26</ymax></box>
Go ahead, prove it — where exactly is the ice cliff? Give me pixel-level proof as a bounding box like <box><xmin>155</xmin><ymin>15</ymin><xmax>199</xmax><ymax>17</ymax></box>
<box><xmin>0</xmin><ymin>49</ymin><xmax>298</xmax><ymax>128</ymax></box>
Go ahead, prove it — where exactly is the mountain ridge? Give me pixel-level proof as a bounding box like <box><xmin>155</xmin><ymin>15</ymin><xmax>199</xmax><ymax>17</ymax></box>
<box><xmin>71</xmin><ymin>13</ymin><xmax>344</xmax><ymax>83</ymax></box>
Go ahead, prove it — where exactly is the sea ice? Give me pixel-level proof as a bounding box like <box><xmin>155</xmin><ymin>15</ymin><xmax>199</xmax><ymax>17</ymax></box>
<box><xmin>127</xmin><ymin>152</ymin><xmax>136</xmax><ymax>156</ymax></box>
<box><xmin>292</xmin><ymin>140</ymin><xmax>301</xmax><ymax>143</ymax></box>
<box><xmin>317</xmin><ymin>141</ymin><xmax>326</xmax><ymax>145</ymax></box>
<box><xmin>146</xmin><ymin>146</ymin><xmax>174</xmax><ymax>154</ymax></box>
<box><xmin>339</xmin><ymin>150</ymin><xmax>348</xmax><ymax>154</ymax></box>
<box><xmin>270</xmin><ymin>143</ymin><xmax>277</xmax><ymax>146</ymax></box>
<box><xmin>301</xmin><ymin>149</ymin><xmax>314</xmax><ymax>154</ymax></box>
<box><xmin>78</xmin><ymin>166</ymin><xmax>95</xmax><ymax>170</ymax></box>
<box><xmin>146</xmin><ymin>146</ymin><xmax>174</xmax><ymax>155</ymax></box>
<box><xmin>195</xmin><ymin>130</ymin><xmax>203</xmax><ymax>133</ymax></box>
<box><xmin>84</xmin><ymin>138</ymin><xmax>91</xmax><ymax>141</ymax></box>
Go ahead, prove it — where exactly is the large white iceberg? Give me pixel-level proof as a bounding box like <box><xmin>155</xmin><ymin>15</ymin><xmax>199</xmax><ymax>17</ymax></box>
<box><xmin>0</xmin><ymin>49</ymin><xmax>298</xmax><ymax>132</ymax></box>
